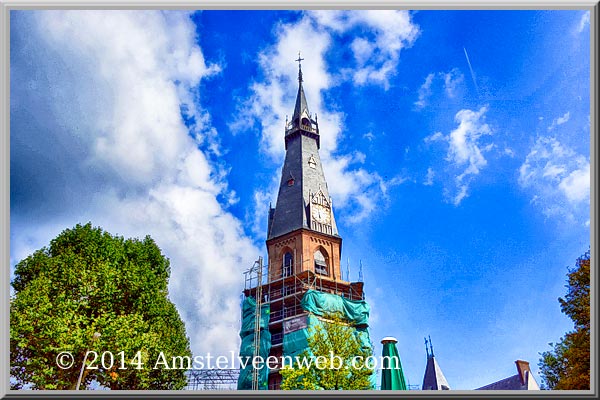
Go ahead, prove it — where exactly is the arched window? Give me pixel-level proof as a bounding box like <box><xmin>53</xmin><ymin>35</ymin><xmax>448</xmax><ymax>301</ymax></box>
<box><xmin>283</xmin><ymin>252</ymin><xmax>293</xmax><ymax>277</ymax></box>
<box><xmin>314</xmin><ymin>249</ymin><xmax>328</xmax><ymax>276</ymax></box>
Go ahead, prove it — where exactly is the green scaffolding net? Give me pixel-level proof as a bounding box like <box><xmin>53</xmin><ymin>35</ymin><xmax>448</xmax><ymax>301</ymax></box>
<box><xmin>237</xmin><ymin>290</ymin><xmax>376</xmax><ymax>390</ymax></box>
<box><xmin>282</xmin><ymin>290</ymin><xmax>375</xmax><ymax>387</ymax></box>
<box><xmin>237</xmin><ymin>296</ymin><xmax>271</xmax><ymax>390</ymax></box>
<box><xmin>300</xmin><ymin>289</ymin><xmax>370</xmax><ymax>325</ymax></box>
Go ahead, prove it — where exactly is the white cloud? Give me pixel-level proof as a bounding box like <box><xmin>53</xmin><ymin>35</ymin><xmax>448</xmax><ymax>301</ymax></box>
<box><xmin>248</xmin><ymin>177</ymin><xmax>279</xmax><ymax>239</ymax></box>
<box><xmin>309</xmin><ymin>10</ymin><xmax>420</xmax><ymax>89</ymax></box>
<box><xmin>559</xmin><ymin>167</ymin><xmax>590</xmax><ymax>203</ymax></box>
<box><xmin>425</xmin><ymin>106</ymin><xmax>493</xmax><ymax>205</ymax></box>
<box><xmin>424</xmin><ymin>167</ymin><xmax>435</xmax><ymax>186</ymax></box>
<box><xmin>518</xmin><ymin>136</ymin><xmax>590</xmax><ymax>221</ymax></box>
<box><xmin>350</xmin><ymin>37</ymin><xmax>373</xmax><ymax>65</ymax></box>
<box><xmin>443</xmin><ymin>68</ymin><xmax>464</xmax><ymax>98</ymax></box>
<box><xmin>234</xmin><ymin>11</ymin><xmax>417</xmax><ymax>224</ymax></box>
<box><xmin>414</xmin><ymin>68</ymin><xmax>464</xmax><ymax>109</ymax></box>
<box><xmin>11</xmin><ymin>10</ymin><xmax>259</xmax><ymax>361</ymax></box>
<box><xmin>556</xmin><ymin>112</ymin><xmax>570</xmax><ymax>125</ymax></box>
<box><xmin>415</xmin><ymin>73</ymin><xmax>435</xmax><ymax>109</ymax></box>
<box><xmin>547</xmin><ymin>111</ymin><xmax>570</xmax><ymax>131</ymax></box>
<box><xmin>425</xmin><ymin>131</ymin><xmax>444</xmax><ymax>142</ymax></box>
<box><xmin>446</xmin><ymin>107</ymin><xmax>491</xmax><ymax>170</ymax></box>
<box><xmin>577</xmin><ymin>11</ymin><xmax>590</xmax><ymax>33</ymax></box>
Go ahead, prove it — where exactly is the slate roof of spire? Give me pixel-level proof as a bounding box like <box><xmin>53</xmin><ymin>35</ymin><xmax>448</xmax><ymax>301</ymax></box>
<box><xmin>292</xmin><ymin>64</ymin><xmax>309</xmax><ymax>123</ymax></box>
<box><xmin>422</xmin><ymin>355</ymin><xmax>451</xmax><ymax>390</ymax></box>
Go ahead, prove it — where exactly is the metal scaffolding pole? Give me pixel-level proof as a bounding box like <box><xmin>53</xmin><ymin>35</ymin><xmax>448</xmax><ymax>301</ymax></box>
<box><xmin>251</xmin><ymin>256</ymin><xmax>263</xmax><ymax>390</ymax></box>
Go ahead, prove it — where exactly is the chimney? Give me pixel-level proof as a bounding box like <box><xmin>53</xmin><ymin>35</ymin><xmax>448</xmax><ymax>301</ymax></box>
<box><xmin>515</xmin><ymin>360</ymin><xmax>531</xmax><ymax>386</ymax></box>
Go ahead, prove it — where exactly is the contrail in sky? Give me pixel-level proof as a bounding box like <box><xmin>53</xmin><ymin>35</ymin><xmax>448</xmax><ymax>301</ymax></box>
<box><xmin>463</xmin><ymin>47</ymin><xmax>479</xmax><ymax>94</ymax></box>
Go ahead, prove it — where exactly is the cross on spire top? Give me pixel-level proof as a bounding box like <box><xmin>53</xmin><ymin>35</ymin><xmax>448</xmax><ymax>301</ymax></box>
<box><xmin>295</xmin><ymin>51</ymin><xmax>304</xmax><ymax>83</ymax></box>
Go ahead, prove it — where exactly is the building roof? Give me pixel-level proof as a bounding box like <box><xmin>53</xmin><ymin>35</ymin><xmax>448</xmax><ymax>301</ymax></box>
<box><xmin>477</xmin><ymin>374</ymin><xmax>526</xmax><ymax>390</ymax></box>
<box><xmin>476</xmin><ymin>360</ymin><xmax>540</xmax><ymax>390</ymax></box>
<box><xmin>422</xmin><ymin>356</ymin><xmax>451</xmax><ymax>390</ymax></box>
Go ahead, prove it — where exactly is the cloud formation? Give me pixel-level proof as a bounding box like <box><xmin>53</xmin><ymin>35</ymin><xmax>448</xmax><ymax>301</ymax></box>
<box><xmin>518</xmin><ymin>136</ymin><xmax>590</xmax><ymax>223</ymax></box>
<box><xmin>424</xmin><ymin>167</ymin><xmax>435</xmax><ymax>186</ymax></box>
<box><xmin>425</xmin><ymin>106</ymin><xmax>493</xmax><ymax>205</ymax></box>
<box><xmin>310</xmin><ymin>10</ymin><xmax>420</xmax><ymax>89</ymax></box>
<box><xmin>414</xmin><ymin>68</ymin><xmax>464</xmax><ymax>109</ymax></box>
<box><xmin>11</xmin><ymin>10</ymin><xmax>259</xmax><ymax>361</ymax></box>
<box><xmin>415</xmin><ymin>73</ymin><xmax>435</xmax><ymax>109</ymax></box>
<box><xmin>577</xmin><ymin>11</ymin><xmax>590</xmax><ymax>34</ymax></box>
<box><xmin>547</xmin><ymin>111</ymin><xmax>570</xmax><ymax>131</ymax></box>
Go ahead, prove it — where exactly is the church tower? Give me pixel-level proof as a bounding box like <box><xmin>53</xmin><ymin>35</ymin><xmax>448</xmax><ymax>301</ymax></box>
<box><xmin>238</xmin><ymin>56</ymin><xmax>369</xmax><ymax>390</ymax></box>
<box><xmin>266</xmin><ymin>56</ymin><xmax>343</xmax><ymax>285</ymax></box>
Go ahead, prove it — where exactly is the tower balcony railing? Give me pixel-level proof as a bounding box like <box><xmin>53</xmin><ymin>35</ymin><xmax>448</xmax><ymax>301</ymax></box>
<box><xmin>285</xmin><ymin>123</ymin><xmax>317</xmax><ymax>135</ymax></box>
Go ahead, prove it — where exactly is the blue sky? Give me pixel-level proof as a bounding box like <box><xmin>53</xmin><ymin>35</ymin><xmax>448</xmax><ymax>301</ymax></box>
<box><xmin>10</xmin><ymin>9</ymin><xmax>591</xmax><ymax>390</ymax></box>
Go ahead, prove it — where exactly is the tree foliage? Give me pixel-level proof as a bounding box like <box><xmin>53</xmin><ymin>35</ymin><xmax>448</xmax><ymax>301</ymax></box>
<box><xmin>280</xmin><ymin>313</ymin><xmax>374</xmax><ymax>390</ymax></box>
<box><xmin>10</xmin><ymin>223</ymin><xmax>191</xmax><ymax>390</ymax></box>
<box><xmin>539</xmin><ymin>250</ymin><xmax>590</xmax><ymax>390</ymax></box>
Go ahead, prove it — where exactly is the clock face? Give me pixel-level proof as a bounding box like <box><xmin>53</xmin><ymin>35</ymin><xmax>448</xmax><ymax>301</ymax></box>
<box><xmin>313</xmin><ymin>204</ymin><xmax>331</xmax><ymax>224</ymax></box>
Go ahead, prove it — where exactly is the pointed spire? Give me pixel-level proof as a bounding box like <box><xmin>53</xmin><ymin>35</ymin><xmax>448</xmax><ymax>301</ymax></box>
<box><xmin>269</xmin><ymin>54</ymin><xmax>336</xmax><ymax>240</ymax></box>
<box><xmin>422</xmin><ymin>335</ymin><xmax>450</xmax><ymax>390</ymax></box>
<box><xmin>292</xmin><ymin>52</ymin><xmax>309</xmax><ymax>125</ymax></box>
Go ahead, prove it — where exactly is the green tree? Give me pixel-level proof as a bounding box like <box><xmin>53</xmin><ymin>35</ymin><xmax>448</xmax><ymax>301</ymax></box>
<box><xmin>10</xmin><ymin>223</ymin><xmax>191</xmax><ymax>390</ymax></box>
<box><xmin>280</xmin><ymin>313</ymin><xmax>374</xmax><ymax>390</ymax></box>
<box><xmin>539</xmin><ymin>250</ymin><xmax>590</xmax><ymax>390</ymax></box>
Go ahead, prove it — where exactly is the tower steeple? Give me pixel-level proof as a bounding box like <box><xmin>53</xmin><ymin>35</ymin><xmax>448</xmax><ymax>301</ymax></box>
<box><xmin>422</xmin><ymin>336</ymin><xmax>451</xmax><ymax>390</ymax></box>
<box><xmin>268</xmin><ymin>56</ymin><xmax>336</xmax><ymax>241</ymax></box>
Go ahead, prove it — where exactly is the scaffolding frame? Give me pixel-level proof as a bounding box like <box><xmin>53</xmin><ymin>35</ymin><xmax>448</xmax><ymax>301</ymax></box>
<box><xmin>241</xmin><ymin>256</ymin><xmax>367</xmax><ymax>389</ymax></box>
<box><xmin>185</xmin><ymin>369</ymin><xmax>239</xmax><ymax>390</ymax></box>
<box><xmin>243</xmin><ymin>258</ymin><xmax>366</xmax><ymax>349</ymax></box>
